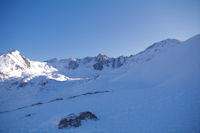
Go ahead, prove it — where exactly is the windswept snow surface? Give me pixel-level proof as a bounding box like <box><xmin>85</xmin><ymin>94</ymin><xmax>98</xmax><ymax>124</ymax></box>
<box><xmin>0</xmin><ymin>34</ymin><xmax>200</xmax><ymax>133</ymax></box>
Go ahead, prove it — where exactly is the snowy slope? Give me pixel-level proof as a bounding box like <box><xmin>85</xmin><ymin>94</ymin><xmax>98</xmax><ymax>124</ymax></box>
<box><xmin>0</xmin><ymin>50</ymin><xmax>79</xmax><ymax>82</ymax></box>
<box><xmin>46</xmin><ymin>39</ymin><xmax>180</xmax><ymax>78</ymax></box>
<box><xmin>0</xmin><ymin>34</ymin><xmax>200</xmax><ymax>133</ymax></box>
<box><xmin>0</xmin><ymin>50</ymin><xmax>55</xmax><ymax>79</ymax></box>
<box><xmin>0</xmin><ymin>38</ymin><xmax>180</xmax><ymax>81</ymax></box>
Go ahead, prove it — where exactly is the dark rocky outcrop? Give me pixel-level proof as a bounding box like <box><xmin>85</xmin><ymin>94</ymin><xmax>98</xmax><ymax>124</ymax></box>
<box><xmin>21</xmin><ymin>55</ymin><xmax>31</xmax><ymax>68</ymax></box>
<box><xmin>93</xmin><ymin>55</ymin><xmax>126</xmax><ymax>70</ymax></box>
<box><xmin>117</xmin><ymin>56</ymin><xmax>126</xmax><ymax>67</ymax></box>
<box><xmin>79</xmin><ymin>111</ymin><xmax>98</xmax><ymax>120</ymax></box>
<box><xmin>47</xmin><ymin>53</ymin><xmax>128</xmax><ymax>71</ymax></box>
<box><xmin>93</xmin><ymin>54</ymin><xmax>112</xmax><ymax>70</ymax></box>
<box><xmin>93</xmin><ymin>62</ymin><xmax>103</xmax><ymax>70</ymax></box>
<box><xmin>58</xmin><ymin>111</ymin><xmax>98</xmax><ymax>129</ymax></box>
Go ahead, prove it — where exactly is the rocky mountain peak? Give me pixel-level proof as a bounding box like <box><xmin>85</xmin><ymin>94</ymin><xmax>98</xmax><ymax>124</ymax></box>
<box><xmin>0</xmin><ymin>50</ymin><xmax>31</xmax><ymax>71</ymax></box>
<box><xmin>8</xmin><ymin>49</ymin><xmax>21</xmax><ymax>55</ymax></box>
<box><xmin>96</xmin><ymin>53</ymin><xmax>109</xmax><ymax>62</ymax></box>
<box><xmin>0</xmin><ymin>50</ymin><xmax>59</xmax><ymax>81</ymax></box>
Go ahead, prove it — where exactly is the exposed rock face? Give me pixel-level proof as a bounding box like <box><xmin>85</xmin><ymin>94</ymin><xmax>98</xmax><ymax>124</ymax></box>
<box><xmin>93</xmin><ymin>62</ymin><xmax>104</xmax><ymax>70</ymax></box>
<box><xmin>79</xmin><ymin>111</ymin><xmax>98</xmax><ymax>120</ymax></box>
<box><xmin>21</xmin><ymin>55</ymin><xmax>31</xmax><ymax>68</ymax></box>
<box><xmin>93</xmin><ymin>55</ymin><xmax>110</xmax><ymax>70</ymax></box>
<box><xmin>58</xmin><ymin>111</ymin><xmax>98</xmax><ymax>129</ymax></box>
<box><xmin>47</xmin><ymin>53</ymin><xmax>128</xmax><ymax>73</ymax></box>
<box><xmin>95</xmin><ymin>54</ymin><xmax>109</xmax><ymax>62</ymax></box>
<box><xmin>93</xmin><ymin>55</ymin><xmax>127</xmax><ymax>70</ymax></box>
<box><xmin>111</xmin><ymin>56</ymin><xmax>127</xmax><ymax>68</ymax></box>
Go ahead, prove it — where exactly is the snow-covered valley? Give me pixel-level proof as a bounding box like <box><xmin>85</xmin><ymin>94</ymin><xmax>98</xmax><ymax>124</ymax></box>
<box><xmin>0</xmin><ymin>34</ymin><xmax>200</xmax><ymax>133</ymax></box>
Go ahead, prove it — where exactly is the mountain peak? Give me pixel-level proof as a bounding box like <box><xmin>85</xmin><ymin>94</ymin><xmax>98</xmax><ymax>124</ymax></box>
<box><xmin>8</xmin><ymin>50</ymin><xmax>21</xmax><ymax>56</ymax></box>
<box><xmin>145</xmin><ymin>38</ymin><xmax>180</xmax><ymax>51</ymax></box>
<box><xmin>0</xmin><ymin>50</ymin><xmax>59</xmax><ymax>81</ymax></box>
<box><xmin>96</xmin><ymin>53</ymin><xmax>109</xmax><ymax>61</ymax></box>
<box><xmin>97</xmin><ymin>53</ymin><xmax>107</xmax><ymax>57</ymax></box>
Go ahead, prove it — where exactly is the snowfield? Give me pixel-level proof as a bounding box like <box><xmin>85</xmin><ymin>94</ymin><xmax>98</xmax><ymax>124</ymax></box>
<box><xmin>0</xmin><ymin>34</ymin><xmax>200</xmax><ymax>133</ymax></box>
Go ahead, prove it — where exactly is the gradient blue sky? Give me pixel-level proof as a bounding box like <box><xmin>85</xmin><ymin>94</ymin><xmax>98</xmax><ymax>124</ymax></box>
<box><xmin>0</xmin><ymin>0</ymin><xmax>200</xmax><ymax>61</ymax></box>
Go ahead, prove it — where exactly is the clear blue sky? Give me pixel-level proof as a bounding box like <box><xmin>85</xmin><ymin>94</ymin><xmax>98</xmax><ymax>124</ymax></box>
<box><xmin>0</xmin><ymin>0</ymin><xmax>200</xmax><ymax>61</ymax></box>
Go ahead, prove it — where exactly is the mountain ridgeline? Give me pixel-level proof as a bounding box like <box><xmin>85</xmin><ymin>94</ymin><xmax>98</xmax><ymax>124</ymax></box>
<box><xmin>46</xmin><ymin>38</ymin><xmax>180</xmax><ymax>78</ymax></box>
<box><xmin>0</xmin><ymin>38</ymin><xmax>181</xmax><ymax>81</ymax></box>
<box><xmin>0</xmin><ymin>34</ymin><xmax>200</xmax><ymax>133</ymax></box>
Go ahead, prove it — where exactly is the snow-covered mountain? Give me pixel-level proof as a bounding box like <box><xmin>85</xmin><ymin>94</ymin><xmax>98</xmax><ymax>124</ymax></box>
<box><xmin>0</xmin><ymin>50</ymin><xmax>81</xmax><ymax>82</ymax></box>
<box><xmin>0</xmin><ymin>34</ymin><xmax>200</xmax><ymax>133</ymax></box>
<box><xmin>46</xmin><ymin>38</ymin><xmax>180</xmax><ymax>78</ymax></box>
<box><xmin>0</xmin><ymin>38</ymin><xmax>180</xmax><ymax>81</ymax></box>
